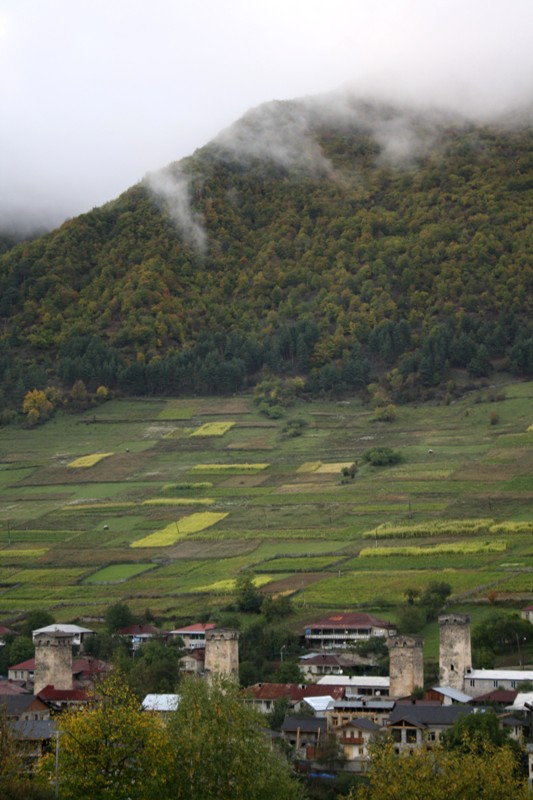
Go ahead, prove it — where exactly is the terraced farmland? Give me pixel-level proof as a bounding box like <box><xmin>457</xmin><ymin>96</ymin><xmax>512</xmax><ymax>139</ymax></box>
<box><xmin>1</xmin><ymin>385</ymin><xmax>533</xmax><ymax>628</ymax></box>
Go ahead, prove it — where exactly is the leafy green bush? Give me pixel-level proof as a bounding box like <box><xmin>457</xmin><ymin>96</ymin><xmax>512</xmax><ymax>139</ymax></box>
<box><xmin>363</xmin><ymin>446</ymin><xmax>402</xmax><ymax>466</ymax></box>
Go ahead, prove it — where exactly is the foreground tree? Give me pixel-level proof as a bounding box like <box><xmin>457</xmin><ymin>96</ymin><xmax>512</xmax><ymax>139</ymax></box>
<box><xmin>344</xmin><ymin>738</ymin><xmax>529</xmax><ymax>800</ymax></box>
<box><xmin>39</xmin><ymin>670</ymin><xmax>170</xmax><ymax>800</ymax></box>
<box><xmin>166</xmin><ymin>675</ymin><xmax>304</xmax><ymax>800</ymax></box>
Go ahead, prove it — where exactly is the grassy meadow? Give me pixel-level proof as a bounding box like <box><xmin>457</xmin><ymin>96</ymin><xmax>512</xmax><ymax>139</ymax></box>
<box><xmin>1</xmin><ymin>384</ymin><xmax>533</xmax><ymax>650</ymax></box>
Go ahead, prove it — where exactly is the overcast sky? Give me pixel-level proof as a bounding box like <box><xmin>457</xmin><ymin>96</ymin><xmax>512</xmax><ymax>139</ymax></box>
<box><xmin>1</xmin><ymin>0</ymin><xmax>532</xmax><ymax>232</ymax></box>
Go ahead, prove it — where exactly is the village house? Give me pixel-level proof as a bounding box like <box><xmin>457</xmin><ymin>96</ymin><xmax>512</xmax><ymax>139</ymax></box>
<box><xmin>280</xmin><ymin>716</ymin><xmax>327</xmax><ymax>760</ymax></box>
<box><xmin>32</xmin><ymin>624</ymin><xmax>94</xmax><ymax>649</ymax></box>
<box><xmin>179</xmin><ymin>648</ymin><xmax>205</xmax><ymax>675</ymax></box>
<box><xmin>117</xmin><ymin>623</ymin><xmax>165</xmax><ymax>651</ymax></box>
<box><xmin>386</xmin><ymin>703</ymin><xmax>474</xmax><ymax>753</ymax></box>
<box><xmin>298</xmin><ymin>652</ymin><xmax>356</xmax><ymax>681</ymax></box>
<box><xmin>333</xmin><ymin>717</ymin><xmax>381</xmax><ymax>772</ymax></box>
<box><xmin>465</xmin><ymin>668</ymin><xmax>533</xmax><ymax>697</ymax></box>
<box><xmin>326</xmin><ymin>697</ymin><xmax>395</xmax><ymax>729</ymax></box>
<box><xmin>317</xmin><ymin>674</ymin><xmax>390</xmax><ymax>697</ymax></box>
<box><xmin>169</xmin><ymin>622</ymin><xmax>215</xmax><ymax>649</ymax></box>
<box><xmin>243</xmin><ymin>682</ymin><xmax>344</xmax><ymax>715</ymax></box>
<box><xmin>0</xmin><ymin>694</ymin><xmax>50</xmax><ymax>722</ymax></box>
<box><xmin>10</xmin><ymin>718</ymin><xmax>57</xmax><ymax>772</ymax></box>
<box><xmin>304</xmin><ymin>612</ymin><xmax>396</xmax><ymax>650</ymax></box>
<box><xmin>8</xmin><ymin>658</ymin><xmax>35</xmax><ymax>685</ymax></box>
<box><xmin>8</xmin><ymin>655</ymin><xmax>109</xmax><ymax>691</ymax></box>
<box><xmin>36</xmin><ymin>685</ymin><xmax>88</xmax><ymax>711</ymax></box>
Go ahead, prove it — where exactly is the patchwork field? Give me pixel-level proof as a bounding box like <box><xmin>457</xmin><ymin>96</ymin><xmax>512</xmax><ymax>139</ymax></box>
<box><xmin>1</xmin><ymin>383</ymin><xmax>533</xmax><ymax>632</ymax></box>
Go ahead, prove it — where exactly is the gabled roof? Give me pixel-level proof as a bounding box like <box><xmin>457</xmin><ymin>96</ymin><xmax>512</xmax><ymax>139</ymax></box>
<box><xmin>303</xmin><ymin>695</ymin><xmax>336</xmax><ymax>713</ymax></box>
<box><xmin>305</xmin><ymin>612</ymin><xmax>395</xmax><ymax>630</ymax></box>
<box><xmin>32</xmin><ymin>624</ymin><xmax>93</xmax><ymax>637</ymax></box>
<box><xmin>244</xmin><ymin>683</ymin><xmax>344</xmax><ymax>702</ymax></box>
<box><xmin>171</xmin><ymin>623</ymin><xmax>215</xmax><ymax>634</ymax></box>
<box><xmin>0</xmin><ymin>694</ymin><xmax>47</xmax><ymax>715</ymax></box>
<box><xmin>0</xmin><ymin>680</ymin><xmax>29</xmax><ymax>696</ymax></box>
<box><xmin>37</xmin><ymin>685</ymin><xmax>88</xmax><ymax>702</ymax></box>
<box><xmin>388</xmin><ymin>704</ymin><xmax>473</xmax><ymax>728</ymax></box>
<box><xmin>118</xmin><ymin>624</ymin><xmax>162</xmax><ymax>636</ymax></box>
<box><xmin>179</xmin><ymin>649</ymin><xmax>205</xmax><ymax>662</ymax></box>
<box><xmin>505</xmin><ymin>691</ymin><xmax>533</xmax><ymax>711</ymax></box>
<box><xmin>8</xmin><ymin>658</ymin><xmax>35</xmax><ymax>671</ymax></box>
<box><xmin>0</xmin><ymin>625</ymin><xmax>16</xmax><ymax>636</ymax></box>
<box><xmin>10</xmin><ymin>718</ymin><xmax>56</xmax><ymax>740</ymax></box>
<box><xmin>281</xmin><ymin>716</ymin><xmax>327</xmax><ymax>734</ymax></box>
<box><xmin>470</xmin><ymin>689</ymin><xmax>517</xmax><ymax>705</ymax></box>
<box><xmin>430</xmin><ymin>686</ymin><xmax>473</xmax><ymax>703</ymax></box>
<box><xmin>340</xmin><ymin>717</ymin><xmax>381</xmax><ymax>732</ymax></box>
<box><xmin>72</xmin><ymin>657</ymin><xmax>111</xmax><ymax>676</ymax></box>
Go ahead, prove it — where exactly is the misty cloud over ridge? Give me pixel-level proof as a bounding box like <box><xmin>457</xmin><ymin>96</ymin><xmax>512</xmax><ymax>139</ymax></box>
<box><xmin>144</xmin><ymin>86</ymin><xmax>533</xmax><ymax>254</ymax></box>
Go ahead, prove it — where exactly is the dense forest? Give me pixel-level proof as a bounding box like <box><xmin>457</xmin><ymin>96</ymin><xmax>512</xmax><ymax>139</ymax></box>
<box><xmin>0</xmin><ymin>95</ymin><xmax>532</xmax><ymax>410</ymax></box>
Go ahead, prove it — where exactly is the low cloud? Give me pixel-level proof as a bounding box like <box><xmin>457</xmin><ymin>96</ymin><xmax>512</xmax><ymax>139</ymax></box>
<box><xmin>145</xmin><ymin>167</ymin><xmax>207</xmax><ymax>255</ymax></box>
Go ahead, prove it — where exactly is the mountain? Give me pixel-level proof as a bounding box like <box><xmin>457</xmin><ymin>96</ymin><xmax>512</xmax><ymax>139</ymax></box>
<box><xmin>0</xmin><ymin>93</ymin><xmax>532</xmax><ymax>407</ymax></box>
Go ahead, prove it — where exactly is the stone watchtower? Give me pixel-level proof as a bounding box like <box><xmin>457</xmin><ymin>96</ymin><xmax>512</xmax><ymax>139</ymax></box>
<box><xmin>439</xmin><ymin>614</ymin><xmax>471</xmax><ymax>691</ymax></box>
<box><xmin>34</xmin><ymin>630</ymin><xmax>74</xmax><ymax>694</ymax></box>
<box><xmin>204</xmin><ymin>629</ymin><xmax>239</xmax><ymax>679</ymax></box>
<box><xmin>388</xmin><ymin>635</ymin><xmax>424</xmax><ymax>698</ymax></box>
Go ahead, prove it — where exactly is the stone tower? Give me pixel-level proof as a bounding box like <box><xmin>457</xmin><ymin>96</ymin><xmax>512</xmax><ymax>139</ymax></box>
<box><xmin>439</xmin><ymin>614</ymin><xmax>471</xmax><ymax>691</ymax></box>
<box><xmin>34</xmin><ymin>631</ymin><xmax>74</xmax><ymax>694</ymax></box>
<box><xmin>388</xmin><ymin>635</ymin><xmax>424</xmax><ymax>698</ymax></box>
<box><xmin>204</xmin><ymin>629</ymin><xmax>239</xmax><ymax>679</ymax></box>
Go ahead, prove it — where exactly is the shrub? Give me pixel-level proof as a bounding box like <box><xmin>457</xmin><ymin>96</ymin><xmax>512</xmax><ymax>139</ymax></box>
<box><xmin>363</xmin><ymin>446</ymin><xmax>402</xmax><ymax>466</ymax></box>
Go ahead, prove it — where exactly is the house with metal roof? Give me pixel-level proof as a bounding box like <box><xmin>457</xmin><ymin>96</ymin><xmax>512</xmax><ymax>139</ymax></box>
<box><xmin>386</xmin><ymin>703</ymin><xmax>474</xmax><ymax>752</ymax></box>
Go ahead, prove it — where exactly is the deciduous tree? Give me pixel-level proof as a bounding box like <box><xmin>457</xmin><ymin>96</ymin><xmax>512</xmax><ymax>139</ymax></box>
<box><xmin>166</xmin><ymin>675</ymin><xmax>303</xmax><ymax>800</ymax></box>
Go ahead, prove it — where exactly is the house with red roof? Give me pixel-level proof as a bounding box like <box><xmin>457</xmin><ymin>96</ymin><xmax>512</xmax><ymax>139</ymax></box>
<box><xmin>242</xmin><ymin>682</ymin><xmax>344</xmax><ymax>715</ymax></box>
<box><xmin>170</xmin><ymin>622</ymin><xmax>216</xmax><ymax>649</ymax></box>
<box><xmin>8</xmin><ymin>658</ymin><xmax>35</xmax><ymax>685</ymax></box>
<box><xmin>304</xmin><ymin>612</ymin><xmax>396</xmax><ymax>649</ymax></box>
<box><xmin>37</xmin><ymin>685</ymin><xmax>88</xmax><ymax>711</ymax></box>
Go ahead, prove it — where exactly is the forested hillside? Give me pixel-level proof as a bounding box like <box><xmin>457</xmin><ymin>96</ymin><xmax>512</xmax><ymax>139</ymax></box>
<box><xmin>1</xmin><ymin>95</ymin><xmax>532</xmax><ymax>407</ymax></box>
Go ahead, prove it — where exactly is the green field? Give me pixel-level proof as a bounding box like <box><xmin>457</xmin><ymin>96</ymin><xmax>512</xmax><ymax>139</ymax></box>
<box><xmin>1</xmin><ymin>384</ymin><xmax>533</xmax><ymax>631</ymax></box>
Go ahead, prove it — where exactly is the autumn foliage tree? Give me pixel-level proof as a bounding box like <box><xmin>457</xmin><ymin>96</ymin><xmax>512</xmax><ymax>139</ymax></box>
<box><xmin>40</xmin><ymin>670</ymin><xmax>171</xmax><ymax>800</ymax></box>
<box><xmin>345</xmin><ymin>739</ymin><xmax>529</xmax><ymax>800</ymax></box>
<box><xmin>22</xmin><ymin>389</ymin><xmax>54</xmax><ymax>426</ymax></box>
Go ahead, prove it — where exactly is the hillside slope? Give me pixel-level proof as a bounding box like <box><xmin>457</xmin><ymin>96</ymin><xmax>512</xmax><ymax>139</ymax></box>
<box><xmin>1</xmin><ymin>94</ymin><xmax>532</xmax><ymax>403</ymax></box>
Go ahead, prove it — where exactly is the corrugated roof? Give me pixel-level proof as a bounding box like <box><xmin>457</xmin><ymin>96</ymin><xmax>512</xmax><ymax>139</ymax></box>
<box><xmin>305</xmin><ymin>612</ymin><xmax>395</xmax><ymax>630</ymax></box>
<box><xmin>388</xmin><ymin>704</ymin><xmax>473</xmax><ymax>727</ymax></box>
<box><xmin>281</xmin><ymin>716</ymin><xmax>327</xmax><ymax>734</ymax></box>
<box><xmin>142</xmin><ymin>693</ymin><xmax>180</xmax><ymax>711</ymax></box>
<box><xmin>431</xmin><ymin>686</ymin><xmax>473</xmax><ymax>703</ymax></box>
<box><xmin>171</xmin><ymin>623</ymin><xmax>215</xmax><ymax>634</ymax></box>
<box><xmin>244</xmin><ymin>683</ymin><xmax>344</xmax><ymax>702</ymax></box>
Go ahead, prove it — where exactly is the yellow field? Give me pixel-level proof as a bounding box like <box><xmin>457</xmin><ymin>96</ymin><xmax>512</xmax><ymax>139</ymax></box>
<box><xmin>191</xmin><ymin>463</ymin><xmax>269</xmax><ymax>473</ymax></box>
<box><xmin>297</xmin><ymin>461</ymin><xmax>322</xmax><ymax>473</ymax></box>
<box><xmin>190</xmin><ymin>422</ymin><xmax>235</xmax><ymax>437</ymax></box>
<box><xmin>67</xmin><ymin>452</ymin><xmax>113</xmax><ymax>468</ymax></box>
<box><xmin>0</xmin><ymin>549</ymin><xmax>48</xmax><ymax>558</ymax></box>
<box><xmin>316</xmin><ymin>462</ymin><xmax>353</xmax><ymax>474</ymax></box>
<box><xmin>195</xmin><ymin>574</ymin><xmax>273</xmax><ymax>593</ymax></box>
<box><xmin>131</xmin><ymin>511</ymin><xmax>228</xmax><ymax>548</ymax></box>
<box><xmin>141</xmin><ymin>498</ymin><xmax>214</xmax><ymax>506</ymax></box>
